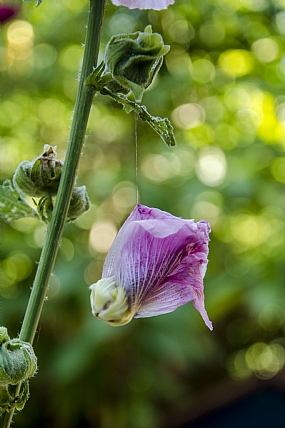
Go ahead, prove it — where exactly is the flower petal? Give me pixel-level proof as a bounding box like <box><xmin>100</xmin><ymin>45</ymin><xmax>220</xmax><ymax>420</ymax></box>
<box><xmin>134</xmin><ymin>221</ymin><xmax>213</xmax><ymax>330</ymax></box>
<box><xmin>111</xmin><ymin>0</ymin><xmax>175</xmax><ymax>10</ymax></box>
<box><xmin>102</xmin><ymin>204</ymin><xmax>175</xmax><ymax>277</ymax></box>
<box><xmin>102</xmin><ymin>205</ymin><xmax>211</xmax><ymax>327</ymax></box>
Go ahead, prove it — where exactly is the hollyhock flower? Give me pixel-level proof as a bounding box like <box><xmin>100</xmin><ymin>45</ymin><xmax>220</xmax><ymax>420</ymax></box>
<box><xmin>0</xmin><ymin>4</ymin><xmax>19</xmax><ymax>23</ymax></box>
<box><xmin>90</xmin><ymin>204</ymin><xmax>213</xmax><ymax>330</ymax></box>
<box><xmin>111</xmin><ymin>0</ymin><xmax>175</xmax><ymax>10</ymax></box>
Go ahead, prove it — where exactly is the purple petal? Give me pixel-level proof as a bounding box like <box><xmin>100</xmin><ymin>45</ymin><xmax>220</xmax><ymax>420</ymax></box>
<box><xmin>135</xmin><ymin>251</ymin><xmax>213</xmax><ymax>330</ymax></box>
<box><xmin>111</xmin><ymin>0</ymin><xmax>175</xmax><ymax>9</ymax></box>
<box><xmin>102</xmin><ymin>205</ymin><xmax>212</xmax><ymax>329</ymax></box>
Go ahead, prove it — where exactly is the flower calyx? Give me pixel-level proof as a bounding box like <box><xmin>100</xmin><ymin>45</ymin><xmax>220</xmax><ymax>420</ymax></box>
<box><xmin>12</xmin><ymin>145</ymin><xmax>90</xmax><ymax>223</ymax></box>
<box><xmin>13</xmin><ymin>145</ymin><xmax>63</xmax><ymax>198</ymax></box>
<box><xmin>104</xmin><ymin>25</ymin><xmax>169</xmax><ymax>101</ymax></box>
<box><xmin>0</xmin><ymin>327</ymin><xmax>37</xmax><ymax>414</ymax></box>
<box><xmin>87</xmin><ymin>26</ymin><xmax>169</xmax><ymax>102</ymax></box>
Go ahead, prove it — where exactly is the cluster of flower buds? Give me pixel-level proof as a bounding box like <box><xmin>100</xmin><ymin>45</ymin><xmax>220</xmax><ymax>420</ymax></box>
<box><xmin>0</xmin><ymin>327</ymin><xmax>37</xmax><ymax>413</ymax></box>
<box><xmin>13</xmin><ymin>145</ymin><xmax>90</xmax><ymax>223</ymax></box>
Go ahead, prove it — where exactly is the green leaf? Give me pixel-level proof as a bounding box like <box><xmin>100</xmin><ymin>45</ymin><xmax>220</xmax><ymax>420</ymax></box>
<box><xmin>23</xmin><ymin>0</ymin><xmax>43</xmax><ymax>6</ymax></box>
<box><xmin>0</xmin><ymin>180</ymin><xmax>38</xmax><ymax>222</ymax></box>
<box><xmin>100</xmin><ymin>88</ymin><xmax>176</xmax><ymax>147</ymax></box>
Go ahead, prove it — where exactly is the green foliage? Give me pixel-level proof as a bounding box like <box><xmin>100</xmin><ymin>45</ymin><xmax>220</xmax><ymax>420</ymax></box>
<box><xmin>87</xmin><ymin>62</ymin><xmax>176</xmax><ymax>146</ymax></box>
<box><xmin>1</xmin><ymin>0</ymin><xmax>285</xmax><ymax>427</ymax></box>
<box><xmin>100</xmin><ymin>87</ymin><xmax>176</xmax><ymax>146</ymax></box>
<box><xmin>0</xmin><ymin>180</ymin><xmax>37</xmax><ymax>222</ymax></box>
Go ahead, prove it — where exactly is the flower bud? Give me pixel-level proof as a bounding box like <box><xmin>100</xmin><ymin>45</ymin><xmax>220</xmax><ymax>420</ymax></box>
<box><xmin>90</xmin><ymin>278</ymin><xmax>134</xmax><ymax>326</ymax></box>
<box><xmin>13</xmin><ymin>145</ymin><xmax>63</xmax><ymax>197</ymax></box>
<box><xmin>0</xmin><ymin>380</ymin><xmax>30</xmax><ymax>413</ymax></box>
<box><xmin>66</xmin><ymin>185</ymin><xmax>90</xmax><ymax>222</ymax></box>
<box><xmin>0</xmin><ymin>332</ymin><xmax>37</xmax><ymax>386</ymax></box>
<box><xmin>104</xmin><ymin>25</ymin><xmax>170</xmax><ymax>101</ymax></box>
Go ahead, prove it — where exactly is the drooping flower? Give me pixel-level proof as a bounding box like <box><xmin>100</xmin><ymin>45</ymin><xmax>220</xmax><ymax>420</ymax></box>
<box><xmin>90</xmin><ymin>204</ymin><xmax>213</xmax><ymax>330</ymax></box>
<box><xmin>111</xmin><ymin>0</ymin><xmax>175</xmax><ymax>10</ymax></box>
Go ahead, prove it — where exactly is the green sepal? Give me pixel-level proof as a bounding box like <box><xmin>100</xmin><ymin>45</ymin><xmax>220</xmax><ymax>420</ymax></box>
<box><xmin>66</xmin><ymin>185</ymin><xmax>90</xmax><ymax>222</ymax></box>
<box><xmin>100</xmin><ymin>88</ymin><xmax>176</xmax><ymax>147</ymax></box>
<box><xmin>0</xmin><ymin>180</ymin><xmax>38</xmax><ymax>223</ymax></box>
<box><xmin>103</xmin><ymin>25</ymin><xmax>170</xmax><ymax>101</ymax></box>
<box><xmin>86</xmin><ymin>61</ymin><xmax>113</xmax><ymax>91</ymax></box>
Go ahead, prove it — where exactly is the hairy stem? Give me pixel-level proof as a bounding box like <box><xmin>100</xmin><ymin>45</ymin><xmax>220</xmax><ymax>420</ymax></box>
<box><xmin>1</xmin><ymin>0</ymin><xmax>106</xmax><ymax>426</ymax></box>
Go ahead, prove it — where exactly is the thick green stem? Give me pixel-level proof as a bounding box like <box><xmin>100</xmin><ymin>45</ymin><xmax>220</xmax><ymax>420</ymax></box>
<box><xmin>1</xmin><ymin>0</ymin><xmax>106</xmax><ymax>426</ymax></box>
<box><xmin>21</xmin><ymin>0</ymin><xmax>105</xmax><ymax>344</ymax></box>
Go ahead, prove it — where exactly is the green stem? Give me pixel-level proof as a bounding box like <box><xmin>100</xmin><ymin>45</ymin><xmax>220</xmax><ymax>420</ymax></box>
<box><xmin>1</xmin><ymin>0</ymin><xmax>106</xmax><ymax>426</ymax></box>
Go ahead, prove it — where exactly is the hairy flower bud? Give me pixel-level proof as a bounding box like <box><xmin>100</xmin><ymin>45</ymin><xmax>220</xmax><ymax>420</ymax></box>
<box><xmin>13</xmin><ymin>145</ymin><xmax>63</xmax><ymax>198</ymax></box>
<box><xmin>67</xmin><ymin>185</ymin><xmax>90</xmax><ymax>222</ymax></box>
<box><xmin>0</xmin><ymin>380</ymin><xmax>30</xmax><ymax>413</ymax></box>
<box><xmin>104</xmin><ymin>25</ymin><xmax>170</xmax><ymax>101</ymax></box>
<box><xmin>0</xmin><ymin>327</ymin><xmax>37</xmax><ymax>386</ymax></box>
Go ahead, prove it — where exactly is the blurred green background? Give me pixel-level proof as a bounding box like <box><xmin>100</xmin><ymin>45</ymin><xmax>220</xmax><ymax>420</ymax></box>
<box><xmin>1</xmin><ymin>0</ymin><xmax>285</xmax><ymax>426</ymax></box>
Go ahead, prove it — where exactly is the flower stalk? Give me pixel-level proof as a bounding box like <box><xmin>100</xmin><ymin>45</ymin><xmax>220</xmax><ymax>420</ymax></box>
<box><xmin>1</xmin><ymin>0</ymin><xmax>106</xmax><ymax>426</ymax></box>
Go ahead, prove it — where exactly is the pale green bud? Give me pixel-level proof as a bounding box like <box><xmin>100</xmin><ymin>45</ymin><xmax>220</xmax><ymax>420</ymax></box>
<box><xmin>90</xmin><ymin>278</ymin><xmax>134</xmax><ymax>326</ymax></box>
<box><xmin>13</xmin><ymin>145</ymin><xmax>63</xmax><ymax>197</ymax></box>
<box><xmin>0</xmin><ymin>336</ymin><xmax>37</xmax><ymax>386</ymax></box>
<box><xmin>0</xmin><ymin>329</ymin><xmax>37</xmax><ymax>413</ymax></box>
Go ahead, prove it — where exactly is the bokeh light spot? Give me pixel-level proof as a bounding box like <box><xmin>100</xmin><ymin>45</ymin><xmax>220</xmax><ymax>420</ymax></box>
<box><xmin>112</xmin><ymin>182</ymin><xmax>137</xmax><ymax>214</ymax></box>
<box><xmin>219</xmin><ymin>50</ymin><xmax>255</xmax><ymax>77</ymax></box>
<box><xmin>230</xmin><ymin>214</ymin><xmax>270</xmax><ymax>247</ymax></box>
<box><xmin>172</xmin><ymin>103</ymin><xmax>205</xmax><ymax>129</ymax></box>
<box><xmin>89</xmin><ymin>221</ymin><xmax>117</xmax><ymax>253</ymax></box>
<box><xmin>270</xmin><ymin>157</ymin><xmax>285</xmax><ymax>183</ymax></box>
<box><xmin>7</xmin><ymin>20</ymin><xmax>34</xmax><ymax>60</ymax></box>
<box><xmin>196</xmin><ymin>147</ymin><xmax>227</xmax><ymax>186</ymax></box>
<box><xmin>251</xmin><ymin>38</ymin><xmax>280</xmax><ymax>63</ymax></box>
<box><xmin>259</xmin><ymin>304</ymin><xmax>284</xmax><ymax>331</ymax></box>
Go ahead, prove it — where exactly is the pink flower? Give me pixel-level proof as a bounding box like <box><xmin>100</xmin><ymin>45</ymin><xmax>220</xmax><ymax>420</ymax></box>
<box><xmin>0</xmin><ymin>4</ymin><xmax>19</xmax><ymax>23</ymax></box>
<box><xmin>90</xmin><ymin>204</ymin><xmax>213</xmax><ymax>329</ymax></box>
<box><xmin>111</xmin><ymin>0</ymin><xmax>175</xmax><ymax>10</ymax></box>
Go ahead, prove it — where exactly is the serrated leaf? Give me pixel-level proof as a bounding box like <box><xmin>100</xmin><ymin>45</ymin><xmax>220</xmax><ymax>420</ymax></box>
<box><xmin>0</xmin><ymin>180</ymin><xmax>38</xmax><ymax>222</ymax></box>
<box><xmin>100</xmin><ymin>88</ymin><xmax>176</xmax><ymax>147</ymax></box>
<box><xmin>23</xmin><ymin>0</ymin><xmax>43</xmax><ymax>6</ymax></box>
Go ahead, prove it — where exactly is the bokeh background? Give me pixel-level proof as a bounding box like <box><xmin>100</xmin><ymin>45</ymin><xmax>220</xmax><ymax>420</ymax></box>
<box><xmin>1</xmin><ymin>0</ymin><xmax>285</xmax><ymax>426</ymax></box>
